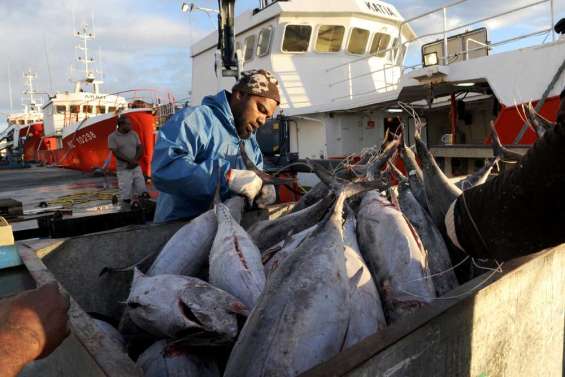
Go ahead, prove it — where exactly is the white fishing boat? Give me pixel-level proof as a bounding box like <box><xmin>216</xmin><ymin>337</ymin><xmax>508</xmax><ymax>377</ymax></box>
<box><xmin>0</xmin><ymin>70</ymin><xmax>45</xmax><ymax>161</ymax></box>
<box><xmin>190</xmin><ymin>0</ymin><xmax>565</xmax><ymax>182</ymax></box>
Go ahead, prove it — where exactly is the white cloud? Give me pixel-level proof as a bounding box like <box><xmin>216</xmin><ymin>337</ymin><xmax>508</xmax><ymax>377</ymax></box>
<box><xmin>0</xmin><ymin>0</ymin><xmax>208</xmax><ymax>124</ymax></box>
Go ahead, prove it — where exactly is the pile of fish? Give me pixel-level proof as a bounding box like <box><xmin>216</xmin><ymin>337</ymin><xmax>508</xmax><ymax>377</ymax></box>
<box><xmin>98</xmin><ymin>125</ymin><xmax>515</xmax><ymax>377</ymax></box>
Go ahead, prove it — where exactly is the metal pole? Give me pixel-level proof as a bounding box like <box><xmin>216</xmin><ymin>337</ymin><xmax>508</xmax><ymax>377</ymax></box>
<box><xmin>443</xmin><ymin>7</ymin><xmax>448</xmax><ymax>65</ymax></box>
<box><xmin>550</xmin><ymin>0</ymin><xmax>555</xmax><ymax>42</ymax></box>
<box><xmin>7</xmin><ymin>62</ymin><xmax>13</xmax><ymax>112</ymax></box>
<box><xmin>450</xmin><ymin>93</ymin><xmax>457</xmax><ymax>144</ymax></box>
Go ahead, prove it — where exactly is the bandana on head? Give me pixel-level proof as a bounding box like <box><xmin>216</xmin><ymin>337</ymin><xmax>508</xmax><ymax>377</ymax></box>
<box><xmin>232</xmin><ymin>69</ymin><xmax>280</xmax><ymax>104</ymax></box>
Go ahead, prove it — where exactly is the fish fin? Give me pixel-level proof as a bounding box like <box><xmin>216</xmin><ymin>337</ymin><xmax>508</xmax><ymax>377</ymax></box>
<box><xmin>261</xmin><ymin>244</ymin><xmax>283</xmax><ymax>263</ymax></box>
<box><xmin>227</xmin><ymin>300</ymin><xmax>250</xmax><ymax>317</ymax></box>
<box><xmin>98</xmin><ymin>251</ymin><xmax>158</xmax><ymax>277</ymax></box>
<box><xmin>387</xmin><ymin>161</ymin><xmax>407</xmax><ymax>183</ymax></box>
<box><xmin>212</xmin><ymin>160</ymin><xmax>222</xmax><ymax>207</ymax></box>
<box><xmin>349</xmin><ymin>267</ymin><xmax>364</xmax><ymax>291</ymax></box>
<box><xmin>132</xmin><ymin>267</ymin><xmax>145</xmax><ymax>286</ymax></box>
<box><xmin>490</xmin><ymin>121</ymin><xmax>522</xmax><ymax>162</ymax></box>
<box><xmin>305</xmin><ymin>159</ymin><xmax>344</xmax><ymax>191</ymax></box>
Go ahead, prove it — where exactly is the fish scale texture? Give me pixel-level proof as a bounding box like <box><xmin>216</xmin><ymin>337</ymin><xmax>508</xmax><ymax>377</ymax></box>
<box><xmin>224</xmin><ymin>195</ymin><xmax>351</xmax><ymax>377</ymax></box>
<box><xmin>209</xmin><ymin>203</ymin><xmax>266</xmax><ymax>309</ymax></box>
<box><xmin>357</xmin><ymin>191</ymin><xmax>435</xmax><ymax>323</ymax></box>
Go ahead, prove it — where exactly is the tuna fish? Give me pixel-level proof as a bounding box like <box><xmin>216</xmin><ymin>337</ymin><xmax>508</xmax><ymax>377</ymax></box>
<box><xmin>524</xmin><ymin>102</ymin><xmax>553</xmax><ymax>137</ymax></box>
<box><xmin>414</xmin><ymin>131</ymin><xmax>462</xmax><ymax>229</ymax></box>
<box><xmin>209</xmin><ymin>202</ymin><xmax>266</xmax><ymax>309</ymax></box>
<box><xmin>146</xmin><ymin>196</ymin><xmax>245</xmax><ymax>277</ymax></box>
<box><xmin>136</xmin><ymin>340</ymin><xmax>220</xmax><ymax>377</ymax></box>
<box><xmin>247</xmin><ymin>193</ymin><xmax>336</xmax><ymax>252</ymax></box>
<box><xmin>238</xmin><ymin>141</ymin><xmax>296</xmax><ymax>186</ymax></box>
<box><xmin>398</xmin><ymin>141</ymin><xmax>428</xmax><ymax>213</ymax></box>
<box><xmin>224</xmin><ymin>185</ymin><xmax>367</xmax><ymax>377</ymax></box>
<box><xmin>342</xmin><ymin>205</ymin><xmax>387</xmax><ymax>348</ymax></box>
<box><xmin>290</xmin><ymin>181</ymin><xmax>330</xmax><ymax>213</ymax></box>
<box><xmin>395</xmin><ymin>183</ymin><xmax>459</xmax><ymax>296</ymax></box>
<box><xmin>263</xmin><ymin>225</ymin><xmax>316</xmax><ymax>278</ymax></box>
<box><xmin>126</xmin><ymin>269</ymin><xmax>248</xmax><ymax>341</ymax></box>
<box><xmin>93</xmin><ymin>318</ymin><xmax>127</xmax><ymax>353</ymax></box>
<box><xmin>455</xmin><ymin>158</ymin><xmax>498</xmax><ymax>190</ymax></box>
<box><xmin>357</xmin><ymin>191</ymin><xmax>436</xmax><ymax>322</ymax></box>
<box><xmin>490</xmin><ymin>121</ymin><xmax>523</xmax><ymax>162</ymax></box>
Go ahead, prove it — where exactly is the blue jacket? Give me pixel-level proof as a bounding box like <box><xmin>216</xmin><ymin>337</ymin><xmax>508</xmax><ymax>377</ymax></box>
<box><xmin>152</xmin><ymin>90</ymin><xmax>263</xmax><ymax>223</ymax></box>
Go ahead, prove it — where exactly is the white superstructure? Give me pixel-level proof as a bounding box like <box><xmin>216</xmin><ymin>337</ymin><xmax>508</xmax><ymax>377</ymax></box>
<box><xmin>0</xmin><ymin>70</ymin><xmax>44</xmax><ymax>152</ymax></box>
<box><xmin>42</xmin><ymin>24</ymin><xmax>128</xmax><ymax>138</ymax></box>
<box><xmin>190</xmin><ymin>0</ymin><xmax>563</xmax><ymax>180</ymax></box>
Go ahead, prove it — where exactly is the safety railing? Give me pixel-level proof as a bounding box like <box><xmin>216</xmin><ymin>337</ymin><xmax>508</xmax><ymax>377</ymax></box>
<box><xmin>327</xmin><ymin>0</ymin><xmax>557</xmax><ymax>102</ymax></box>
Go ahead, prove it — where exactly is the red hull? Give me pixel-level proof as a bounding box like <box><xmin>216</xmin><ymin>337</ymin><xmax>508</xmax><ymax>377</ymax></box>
<box><xmin>38</xmin><ymin>111</ymin><xmax>155</xmax><ymax>177</ymax></box>
<box><xmin>491</xmin><ymin>96</ymin><xmax>560</xmax><ymax>145</ymax></box>
<box><xmin>19</xmin><ymin>123</ymin><xmax>45</xmax><ymax>161</ymax></box>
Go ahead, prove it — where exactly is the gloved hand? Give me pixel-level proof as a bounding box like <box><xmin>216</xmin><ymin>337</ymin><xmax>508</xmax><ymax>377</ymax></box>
<box><xmin>227</xmin><ymin>169</ymin><xmax>263</xmax><ymax>202</ymax></box>
<box><xmin>255</xmin><ymin>184</ymin><xmax>277</xmax><ymax>208</ymax></box>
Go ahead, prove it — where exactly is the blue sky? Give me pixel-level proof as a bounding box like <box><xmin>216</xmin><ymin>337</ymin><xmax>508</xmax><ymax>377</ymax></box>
<box><xmin>1</xmin><ymin>0</ymin><xmax>563</xmax><ymax>131</ymax></box>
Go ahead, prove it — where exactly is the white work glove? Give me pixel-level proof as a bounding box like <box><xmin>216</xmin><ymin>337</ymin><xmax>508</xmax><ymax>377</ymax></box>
<box><xmin>255</xmin><ymin>184</ymin><xmax>277</xmax><ymax>208</ymax></box>
<box><xmin>227</xmin><ymin>169</ymin><xmax>263</xmax><ymax>203</ymax></box>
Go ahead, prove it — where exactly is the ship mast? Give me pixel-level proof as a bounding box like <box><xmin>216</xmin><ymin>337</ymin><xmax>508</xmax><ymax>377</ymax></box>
<box><xmin>74</xmin><ymin>24</ymin><xmax>103</xmax><ymax>94</ymax></box>
<box><xmin>22</xmin><ymin>69</ymin><xmax>42</xmax><ymax>114</ymax></box>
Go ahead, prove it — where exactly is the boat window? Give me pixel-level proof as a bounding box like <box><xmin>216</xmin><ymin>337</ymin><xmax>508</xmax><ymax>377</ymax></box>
<box><xmin>257</xmin><ymin>26</ymin><xmax>273</xmax><ymax>57</ymax></box>
<box><xmin>70</xmin><ymin>105</ymin><xmax>80</xmax><ymax>114</ymax></box>
<box><xmin>27</xmin><ymin>120</ymin><xmax>34</xmax><ymax>124</ymax></box>
<box><xmin>83</xmin><ymin>105</ymin><xmax>93</xmax><ymax>114</ymax></box>
<box><xmin>244</xmin><ymin>35</ymin><xmax>256</xmax><ymax>62</ymax></box>
<box><xmin>370</xmin><ymin>33</ymin><xmax>391</xmax><ymax>57</ymax></box>
<box><xmin>56</xmin><ymin>105</ymin><xmax>67</xmax><ymax>114</ymax></box>
<box><xmin>388</xmin><ymin>37</ymin><xmax>405</xmax><ymax>63</ymax></box>
<box><xmin>18</xmin><ymin>120</ymin><xmax>25</xmax><ymax>125</ymax></box>
<box><xmin>347</xmin><ymin>28</ymin><xmax>370</xmax><ymax>55</ymax></box>
<box><xmin>97</xmin><ymin>106</ymin><xmax>106</xmax><ymax>114</ymax></box>
<box><xmin>282</xmin><ymin>25</ymin><xmax>312</xmax><ymax>52</ymax></box>
<box><xmin>315</xmin><ymin>25</ymin><xmax>345</xmax><ymax>53</ymax></box>
<box><xmin>108</xmin><ymin>107</ymin><xmax>116</xmax><ymax>113</ymax></box>
<box><xmin>8</xmin><ymin>120</ymin><xmax>15</xmax><ymax>125</ymax></box>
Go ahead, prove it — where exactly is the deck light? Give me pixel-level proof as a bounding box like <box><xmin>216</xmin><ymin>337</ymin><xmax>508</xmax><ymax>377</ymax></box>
<box><xmin>181</xmin><ymin>3</ymin><xmax>194</xmax><ymax>13</ymax></box>
<box><xmin>387</xmin><ymin>108</ymin><xmax>403</xmax><ymax>113</ymax></box>
<box><xmin>456</xmin><ymin>82</ymin><xmax>475</xmax><ymax>87</ymax></box>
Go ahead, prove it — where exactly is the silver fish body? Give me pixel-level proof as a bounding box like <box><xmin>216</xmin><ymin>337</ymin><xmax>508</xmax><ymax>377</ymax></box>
<box><xmin>147</xmin><ymin>196</ymin><xmax>245</xmax><ymax>277</ymax></box>
<box><xmin>209</xmin><ymin>202</ymin><xmax>266</xmax><ymax>309</ymax></box>
<box><xmin>397</xmin><ymin>183</ymin><xmax>459</xmax><ymax>296</ymax></box>
<box><xmin>224</xmin><ymin>190</ymin><xmax>353</xmax><ymax>377</ymax></box>
<box><xmin>357</xmin><ymin>191</ymin><xmax>436</xmax><ymax>322</ymax></box>
<box><xmin>126</xmin><ymin>269</ymin><xmax>248</xmax><ymax>340</ymax></box>
<box><xmin>342</xmin><ymin>209</ymin><xmax>387</xmax><ymax>348</ymax></box>
<box><xmin>263</xmin><ymin>225</ymin><xmax>316</xmax><ymax>278</ymax></box>
<box><xmin>137</xmin><ymin>340</ymin><xmax>220</xmax><ymax>377</ymax></box>
<box><xmin>248</xmin><ymin>193</ymin><xmax>335</xmax><ymax>252</ymax></box>
<box><xmin>414</xmin><ymin>134</ymin><xmax>462</xmax><ymax>228</ymax></box>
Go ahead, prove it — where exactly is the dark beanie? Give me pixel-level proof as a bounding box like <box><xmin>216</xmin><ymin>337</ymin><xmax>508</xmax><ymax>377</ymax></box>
<box><xmin>232</xmin><ymin>69</ymin><xmax>280</xmax><ymax>104</ymax></box>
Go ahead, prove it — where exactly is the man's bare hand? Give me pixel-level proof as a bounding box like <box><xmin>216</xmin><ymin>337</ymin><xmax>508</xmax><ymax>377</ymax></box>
<box><xmin>0</xmin><ymin>282</ymin><xmax>70</xmax><ymax>375</ymax></box>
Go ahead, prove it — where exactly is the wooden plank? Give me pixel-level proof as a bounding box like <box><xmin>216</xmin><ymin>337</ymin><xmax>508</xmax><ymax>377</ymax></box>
<box><xmin>17</xmin><ymin>243</ymin><xmax>143</xmax><ymax>377</ymax></box>
<box><xmin>300</xmin><ymin>246</ymin><xmax>564</xmax><ymax>377</ymax></box>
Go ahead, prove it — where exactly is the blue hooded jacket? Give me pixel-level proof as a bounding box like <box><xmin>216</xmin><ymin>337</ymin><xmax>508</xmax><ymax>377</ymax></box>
<box><xmin>152</xmin><ymin>90</ymin><xmax>263</xmax><ymax>223</ymax></box>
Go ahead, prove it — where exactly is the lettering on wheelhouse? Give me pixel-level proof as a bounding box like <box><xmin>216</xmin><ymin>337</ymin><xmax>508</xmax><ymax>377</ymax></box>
<box><xmin>364</xmin><ymin>2</ymin><xmax>395</xmax><ymax>17</ymax></box>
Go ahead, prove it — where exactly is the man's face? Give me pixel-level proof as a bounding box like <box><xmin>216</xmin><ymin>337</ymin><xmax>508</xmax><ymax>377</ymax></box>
<box><xmin>231</xmin><ymin>91</ymin><xmax>278</xmax><ymax>139</ymax></box>
<box><xmin>118</xmin><ymin>118</ymin><xmax>132</xmax><ymax>133</ymax></box>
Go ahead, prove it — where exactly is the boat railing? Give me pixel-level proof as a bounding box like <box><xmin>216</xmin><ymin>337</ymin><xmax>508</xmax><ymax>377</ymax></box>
<box><xmin>326</xmin><ymin>0</ymin><xmax>557</xmax><ymax>102</ymax></box>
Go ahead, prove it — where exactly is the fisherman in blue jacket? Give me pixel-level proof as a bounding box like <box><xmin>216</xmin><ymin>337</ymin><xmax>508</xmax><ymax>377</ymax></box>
<box><xmin>152</xmin><ymin>69</ymin><xmax>280</xmax><ymax>223</ymax></box>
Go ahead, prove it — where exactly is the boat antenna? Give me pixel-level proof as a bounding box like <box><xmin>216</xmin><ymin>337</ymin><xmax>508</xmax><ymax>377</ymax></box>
<box><xmin>43</xmin><ymin>33</ymin><xmax>54</xmax><ymax>94</ymax></box>
<box><xmin>7</xmin><ymin>61</ymin><xmax>13</xmax><ymax>112</ymax></box>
